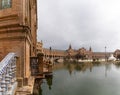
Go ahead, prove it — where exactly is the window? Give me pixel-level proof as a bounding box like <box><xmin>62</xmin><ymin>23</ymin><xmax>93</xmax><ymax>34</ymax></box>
<box><xmin>0</xmin><ymin>0</ymin><xmax>12</xmax><ymax>9</ymax></box>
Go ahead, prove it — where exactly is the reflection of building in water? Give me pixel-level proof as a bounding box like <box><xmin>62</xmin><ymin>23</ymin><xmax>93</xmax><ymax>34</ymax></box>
<box><xmin>33</xmin><ymin>79</ymin><xmax>43</xmax><ymax>95</ymax></box>
<box><xmin>75</xmin><ymin>64</ymin><xmax>83</xmax><ymax>71</ymax></box>
<box><xmin>46</xmin><ymin>76</ymin><xmax>53</xmax><ymax>90</ymax></box>
<box><xmin>105</xmin><ymin>64</ymin><xmax>111</xmax><ymax>77</ymax></box>
<box><xmin>67</xmin><ymin>64</ymin><xmax>74</xmax><ymax>75</ymax></box>
<box><xmin>63</xmin><ymin>63</ymin><xmax>93</xmax><ymax>75</ymax></box>
<box><xmin>89</xmin><ymin>65</ymin><xmax>93</xmax><ymax>72</ymax></box>
<box><xmin>115</xmin><ymin>62</ymin><xmax>120</xmax><ymax>68</ymax></box>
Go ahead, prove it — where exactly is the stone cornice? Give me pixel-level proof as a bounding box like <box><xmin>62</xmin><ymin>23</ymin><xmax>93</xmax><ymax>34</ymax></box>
<box><xmin>0</xmin><ymin>14</ymin><xmax>19</xmax><ymax>21</ymax></box>
<box><xmin>0</xmin><ymin>36</ymin><xmax>25</xmax><ymax>40</ymax></box>
<box><xmin>0</xmin><ymin>14</ymin><xmax>20</xmax><ymax>29</ymax></box>
<box><xmin>0</xmin><ymin>26</ymin><xmax>22</xmax><ymax>32</ymax></box>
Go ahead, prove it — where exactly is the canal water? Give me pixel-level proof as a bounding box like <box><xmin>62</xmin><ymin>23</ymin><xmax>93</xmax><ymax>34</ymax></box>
<box><xmin>33</xmin><ymin>62</ymin><xmax>120</xmax><ymax>95</ymax></box>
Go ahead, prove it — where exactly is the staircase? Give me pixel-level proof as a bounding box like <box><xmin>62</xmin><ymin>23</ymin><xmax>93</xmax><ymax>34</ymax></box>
<box><xmin>0</xmin><ymin>53</ymin><xmax>17</xmax><ymax>95</ymax></box>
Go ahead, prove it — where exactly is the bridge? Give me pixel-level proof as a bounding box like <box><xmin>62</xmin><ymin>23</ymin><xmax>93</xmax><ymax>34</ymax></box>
<box><xmin>43</xmin><ymin>48</ymin><xmax>66</xmax><ymax>62</ymax></box>
<box><xmin>36</xmin><ymin>42</ymin><xmax>66</xmax><ymax>62</ymax></box>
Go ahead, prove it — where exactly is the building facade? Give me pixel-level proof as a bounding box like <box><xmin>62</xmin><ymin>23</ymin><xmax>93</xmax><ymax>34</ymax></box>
<box><xmin>0</xmin><ymin>0</ymin><xmax>37</xmax><ymax>86</ymax></box>
<box><xmin>37</xmin><ymin>42</ymin><xmax>113</xmax><ymax>61</ymax></box>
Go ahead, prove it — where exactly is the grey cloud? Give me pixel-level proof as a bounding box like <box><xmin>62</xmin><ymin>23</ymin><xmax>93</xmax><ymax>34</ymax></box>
<box><xmin>37</xmin><ymin>0</ymin><xmax>120</xmax><ymax>52</ymax></box>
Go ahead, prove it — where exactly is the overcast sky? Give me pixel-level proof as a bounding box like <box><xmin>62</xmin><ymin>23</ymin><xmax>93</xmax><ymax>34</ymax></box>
<box><xmin>37</xmin><ymin>0</ymin><xmax>120</xmax><ymax>52</ymax></box>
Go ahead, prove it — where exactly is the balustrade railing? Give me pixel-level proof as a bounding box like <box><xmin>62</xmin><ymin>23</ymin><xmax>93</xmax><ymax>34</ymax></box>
<box><xmin>0</xmin><ymin>53</ymin><xmax>17</xmax><ymax>95</ymax></box>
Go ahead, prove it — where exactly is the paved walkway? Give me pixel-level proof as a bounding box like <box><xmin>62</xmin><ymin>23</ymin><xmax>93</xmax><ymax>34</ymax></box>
<box><xmin>15</xmin><ymin>77</ymin><xmax>34</xmax><ymax>95</ymax></box>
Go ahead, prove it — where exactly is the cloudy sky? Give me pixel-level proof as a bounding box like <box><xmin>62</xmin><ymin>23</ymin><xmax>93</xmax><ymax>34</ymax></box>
<box><xmin>37</xmin><ymin>0</ymin><xmax>120</xmax><ymax>52</ymax></box>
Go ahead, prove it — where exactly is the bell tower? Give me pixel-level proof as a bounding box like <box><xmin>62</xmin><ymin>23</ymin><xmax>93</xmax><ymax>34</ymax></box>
<box><xmin>89</xmin><ymin>46</ymin><xmax>92</xmax><ymax>52</ymax></box>
<box><xmin>0</xmin><ymin>0</ymin><xmax>37</xmax><ymax>87</ymax></box>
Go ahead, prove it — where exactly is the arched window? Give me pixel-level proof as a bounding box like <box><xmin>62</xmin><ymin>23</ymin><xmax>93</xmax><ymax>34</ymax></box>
<box><xmin>0</xmin><ymin>0</ymin><xmax>12</xmax><ymax>9</ymax></box>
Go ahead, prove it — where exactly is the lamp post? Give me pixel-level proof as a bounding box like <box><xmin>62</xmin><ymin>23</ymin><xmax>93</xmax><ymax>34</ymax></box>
<box><xmin>49</xmin><ymin>47</ymin><xmax>52</xmax><ymax>60</ymax></box>
<box><xmin>105</xmin><ymin>46</ymin><xmax>106</xmax><ymax>61</ymax></box>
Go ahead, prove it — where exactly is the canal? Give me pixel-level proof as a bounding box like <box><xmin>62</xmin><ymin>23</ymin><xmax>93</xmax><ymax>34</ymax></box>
<box><xmin>33</xmin><ymin>62</ymin><xmax>120</xmax><ymax>95</ymax></box>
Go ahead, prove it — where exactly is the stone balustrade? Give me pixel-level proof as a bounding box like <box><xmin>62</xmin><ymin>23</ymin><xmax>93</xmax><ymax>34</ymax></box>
<box><xmin>0</xmin><ymin>53</ymin><xmax>17</xmax><ymax>95</ymax></box>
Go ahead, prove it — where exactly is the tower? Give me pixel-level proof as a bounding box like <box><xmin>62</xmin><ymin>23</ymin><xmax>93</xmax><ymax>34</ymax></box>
<box><xmin>89</xmin><ymin>46</ymin><xmax>92</xmax><ymax>52</ymax></box>
<box><xmin>68</xmin><ymin>44</ymin><xmax>72</xmax><ymax>50</ymax></box>
<box><xmin>0</xmin><ymin>0</ymin><xmax>37</xmax><ymax>86</ymax></box>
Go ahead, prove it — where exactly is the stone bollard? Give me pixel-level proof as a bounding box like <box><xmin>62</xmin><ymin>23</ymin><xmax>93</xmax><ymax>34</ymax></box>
<box><xmin>48</xmin><ymin>61</ymin><xmax>53</xmax><ymax>73</ymax></box>
<box><xmin>37</xmin><ymin>53</ymin><xmax>44</xmax><ymax>74</ymax></box>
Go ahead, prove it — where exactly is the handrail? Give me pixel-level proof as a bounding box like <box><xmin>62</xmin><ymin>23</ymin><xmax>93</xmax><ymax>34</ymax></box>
<box><xmin>0</xmin><ymin>53</ymin><xmax>17</xmax><ymax>95</ymax></box>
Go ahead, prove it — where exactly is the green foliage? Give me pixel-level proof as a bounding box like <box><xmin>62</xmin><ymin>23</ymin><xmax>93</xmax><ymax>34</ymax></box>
<box><xmin>117</xmin><ymin>54</ymin><xmax>120</xmax><ymax>60</ymax></box>
<box><xmin>37</xmin><ymin>53</ymin><xmax>44</xmax><ymax>57</ymax></box>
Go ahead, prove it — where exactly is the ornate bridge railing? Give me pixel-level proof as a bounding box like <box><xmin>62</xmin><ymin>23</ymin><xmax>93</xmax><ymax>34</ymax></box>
<box><xmin>0</xmin><ymin>53</ymin><xmax>17</xmax><ymax>95</ymax></box>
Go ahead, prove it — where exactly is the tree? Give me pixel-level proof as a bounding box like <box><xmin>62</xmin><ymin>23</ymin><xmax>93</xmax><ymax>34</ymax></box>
<box><xmin>117</xmin><ymin>54</ymin><xmax>120</xmax><ymax>60</ymax></box>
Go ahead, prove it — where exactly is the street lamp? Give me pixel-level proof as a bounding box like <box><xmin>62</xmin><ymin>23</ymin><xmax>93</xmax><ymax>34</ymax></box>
<box><xmin>49</xmin><ymin>47</ymin><xmax>52</xmax><ymax>59</ymax></box>
<box><xmin>105</xmin><ymin>46</ymin><xmax>106</xmax><ymax>61</ymax></box>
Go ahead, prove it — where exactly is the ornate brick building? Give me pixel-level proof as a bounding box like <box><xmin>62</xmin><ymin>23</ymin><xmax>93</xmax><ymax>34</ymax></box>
<box><xmin>76</xmin><ymin>47</ymin><xmax>93</xmax><ymax>60</ymax></box>
<box><xmin>0</xmin><ymin>0</ymin><xmax>37</xmax><ymax>86</ymax></box>
<box><xmin>37</xmin><ymin>43</ymin><xmax>112</xmax><ymax>61</ymax></box>
<box><xmin>66</xmin><ymin>44</ymin><xmax>77</xmax><ymax>59</ymax></box>
<box><xmin>66</xmin><ymin>45</ymin><xmax>93</xmax><ymax>60</ymax></box>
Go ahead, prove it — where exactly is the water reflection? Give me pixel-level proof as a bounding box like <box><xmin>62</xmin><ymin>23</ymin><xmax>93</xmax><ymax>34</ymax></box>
<box><xmin>33</xmin><ymin>79</ymin><xmax>43</xmax><ymax>95</ymax></box>
<box><xmin>115</xmin><ymin>62</ymin><xmax>120</xmax><ymax>68</ymax></box>
<box><xmin>105</xmin><ymin>63</ymin><xmax>111</xmax><ymax>77</ymax></box>
<box><xmin>34</xmin><ymin>62</ymin><xmax>120</xmax><ymax>95</ymax></box>
<box><xmin>63</xmin><ymin>62</ymin><xmax>94</xmax><ymax>75</ymax></box>
<box><xmin>46</xmin><ymin>75</ymin><xmax>53</xmax><ymax>90</ymax></box>
<box><xmin>63</xmin><ymin>62</ymin><xmax>115</xmax><ymax>78</ymax></box>
<box><xmin>33</xmin><ymin>76</ymin><xmax>53</xmax><ymax>95</ymax></box>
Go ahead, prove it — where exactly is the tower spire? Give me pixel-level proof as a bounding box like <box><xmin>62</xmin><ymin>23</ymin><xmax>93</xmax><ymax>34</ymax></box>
<box><xmin>89</xmin><ymin>46</ymin><xmax>92</xmax><ymax>52</ymax></box>
<box><xmin>69</xmin><ymin>44</ymin><xmax>72</xmax><ymax>49</ymax></box>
